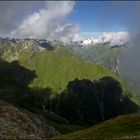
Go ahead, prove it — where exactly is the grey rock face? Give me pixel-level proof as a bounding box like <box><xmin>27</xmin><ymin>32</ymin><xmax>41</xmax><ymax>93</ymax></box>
<box><xmin>0</xmin><ymin>100</ymin><xmax>59</xmax><ymax>139</ymax></box>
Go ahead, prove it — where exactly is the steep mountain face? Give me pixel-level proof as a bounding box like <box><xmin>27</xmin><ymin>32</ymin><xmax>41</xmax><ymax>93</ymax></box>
<box><xmin>74</xmin><ymin>44</ymin><xmax>124</xmax><ymax>74</ymax></box>
<box><xmin>18</xmin><ymin>46</ymin><xmax>127</xmax><ymax>93</ymax></box>
<box><xmin>0</xmin><ymin>38</ymin><xmax>125</xmax><ymax>74</ymax></box>
<box><xmin>59</xmin><ymin>40</ymin><xmax>127</xmax><ymax>74</ymax></box>
<box><xmin>0</xmin><ymin>38</ymin><xmax>54</xmax><ymax>61</ymax></box>
<box><xmin>0</xmin><ymin>100</ymin><xmax>59</xmax><ymax>139</ymax></box>
<box><xmin>0</xmin><ymin>38</ymin><xmax>139</xmax><ymax>103</ymax></box>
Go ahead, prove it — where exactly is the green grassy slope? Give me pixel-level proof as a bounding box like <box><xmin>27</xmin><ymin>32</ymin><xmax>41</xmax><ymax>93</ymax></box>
<box><xmin>18</xmin><ymin>46</ymin><xmax>126</xmax><ymax>93</ymax></box>
<box><xmin>51</xmin><ymin>113</ymin><xmax>140</xmax><ymax>140</ymax></box>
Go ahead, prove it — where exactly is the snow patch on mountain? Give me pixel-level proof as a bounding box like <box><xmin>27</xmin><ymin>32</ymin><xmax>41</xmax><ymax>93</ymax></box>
<box><xmin>81</xmin><ymin>32</ymin><xmax>129</xmax><ymax>46</ymax></box>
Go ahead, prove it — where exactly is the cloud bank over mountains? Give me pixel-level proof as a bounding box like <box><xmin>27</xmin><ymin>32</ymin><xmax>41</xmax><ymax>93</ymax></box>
<box><xmin>0</xmin><ymin>1</ymin><xmax>80</xmax><ymax>42</ymax></box>
<box><xmin>81</xmin><ymin>32</ymin><xmax>129</xmax><ymax>46</ymax></box>
<box><xmin>0</xmin><ymin>1</ymin><xmax>128</xmax><ymax>44</ymax></box>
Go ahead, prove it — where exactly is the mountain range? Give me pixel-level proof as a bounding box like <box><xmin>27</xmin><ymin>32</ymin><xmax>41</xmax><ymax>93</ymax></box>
<box><xmin>0</xmin><ymin>37</ymin><xmax>125</xmax><ymax>72</ymax></box>
<box><xmin>0</xmin><ymin>37</ymin><xmax>140</xmax><ymax>139</ymax></box>
<box><xmin>0</xmin><ymin>38</ymin><xmax>128</xmax><ymax>89</ymax></box>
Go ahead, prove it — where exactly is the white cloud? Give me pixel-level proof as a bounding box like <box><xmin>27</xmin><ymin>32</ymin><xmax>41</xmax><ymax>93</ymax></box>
<box><xmin>11</xmin><ymin>1</ymin><xmax>80</xmax><ymax>42</ymax></box>
<box><xmin>51</xmin><ymin>24</ymin><xmax>80</xmax><ymax>43</ymax></box>
<box><xmin>101</xmin><ymin>32</ymin><xmax>129</xmax><ymax>45</ymax></box>
<box><xmin>0</xmin><ymin>1</ymin><xmax>43</xmax><ymax>36</ymax></box>
<box><xmin>81</xmin><ymin>32</ymin><xmax>129</xmax><ymax>46</ymax></box>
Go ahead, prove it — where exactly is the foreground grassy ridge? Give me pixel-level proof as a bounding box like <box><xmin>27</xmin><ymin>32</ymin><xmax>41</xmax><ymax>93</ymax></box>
<box><xmin>51</xmin><ymin>113</ymin><xmax>140</xmax><ymax>140</ymax></box>
<box><xmin>18</xmin><ymin>46</ymin><xmax>126</xmax><ymax>92</ymax></box>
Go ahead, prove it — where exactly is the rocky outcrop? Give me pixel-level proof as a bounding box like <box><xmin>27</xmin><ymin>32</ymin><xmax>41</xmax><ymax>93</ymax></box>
<box><xmin>0</xmin><ymin>100</ymin><xmax>59</xmax><ymax>139</ymax></box>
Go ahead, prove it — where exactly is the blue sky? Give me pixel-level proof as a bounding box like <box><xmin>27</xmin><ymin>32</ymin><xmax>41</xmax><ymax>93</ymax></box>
<box><xmin>68</xmin><ymin>1</ymin><xmax>131</xmax><ymax>33</ymax></box>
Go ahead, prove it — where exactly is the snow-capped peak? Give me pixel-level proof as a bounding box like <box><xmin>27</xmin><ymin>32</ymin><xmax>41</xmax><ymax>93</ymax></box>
<box><xmin>80</xmin><ymin>32</ymin><xmax>129</xmax><ymax>46</ymax></box>
<box><xmin>82</xmin><ymin>37</ymin><xmax>98</xmax><ymax>46</ymax></box>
